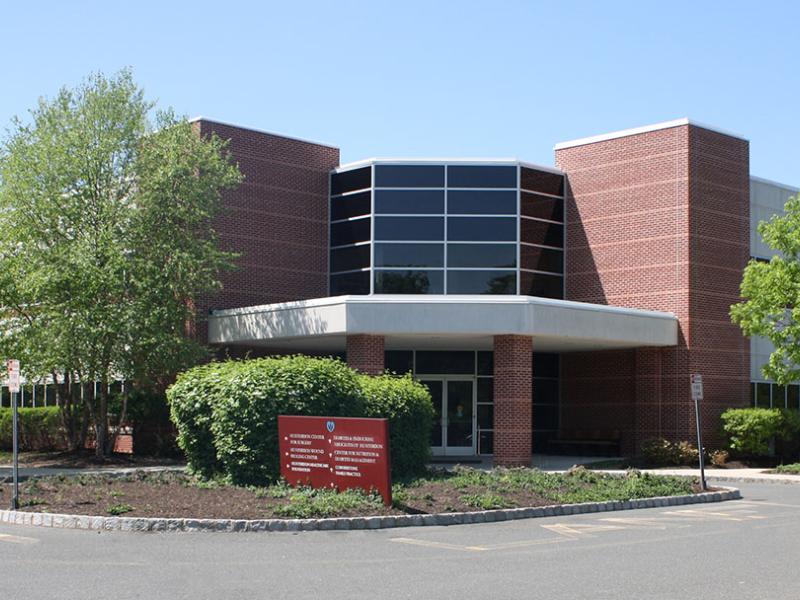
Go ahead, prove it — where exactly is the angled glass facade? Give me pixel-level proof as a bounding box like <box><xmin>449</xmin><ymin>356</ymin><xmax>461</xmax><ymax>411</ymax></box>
<box><xmin>329</xmin><ymin>160</ymin><xmax>565</xmax><ymax>297</ymax></box>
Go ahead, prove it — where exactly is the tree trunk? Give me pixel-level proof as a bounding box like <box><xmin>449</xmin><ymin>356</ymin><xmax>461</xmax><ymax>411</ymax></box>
<box><xmin>95</xmin><ymin>378</ymin><xmax>109</xmax><ymax>458</ymax></box>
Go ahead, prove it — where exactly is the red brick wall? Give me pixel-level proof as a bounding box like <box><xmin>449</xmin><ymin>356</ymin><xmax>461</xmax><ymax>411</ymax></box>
<box><xmin>346</xmin><ymin>335</ymin><xmax>385</xmax><ymax>375</ymax></box>
<box><xmin>494</xmin><ymin>335</ymin><xmax>533</xmax><ymax>466</ymax></box>
<box><xmin>556</xmin><ymin>123</ymin><xmax>749</xmax><ymax>452</ymax></box>
<box><xmin>194</xmin><ymin>120</ymin><xmax>339</xmax><ymax>339</ymax></box>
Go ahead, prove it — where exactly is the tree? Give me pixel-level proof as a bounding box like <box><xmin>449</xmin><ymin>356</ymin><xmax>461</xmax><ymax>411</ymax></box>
<box><xmin>0</xmin><ymin>69</ymin><xmax>242</xmax><ymax>456</ymax></box>
<box><xmin>731</xmin><ymin>194</ymin><xmax>800</xmax><ymax>385</ymax></box>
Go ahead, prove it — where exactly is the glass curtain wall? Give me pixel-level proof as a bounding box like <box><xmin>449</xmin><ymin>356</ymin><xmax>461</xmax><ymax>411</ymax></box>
<box><xmin>330</xmin><ymin>161</ymin><xmax>565</xmax><ymax>297</ymax></box>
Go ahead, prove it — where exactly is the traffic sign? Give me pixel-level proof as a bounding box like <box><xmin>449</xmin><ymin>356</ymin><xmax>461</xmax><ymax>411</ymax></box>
<box><xmin>690</xmin><ymin>373</ymin><xmax>703</xmax><ymax>401</ymax></box>
<box><xmin>7</xmin><ymin>359</ymin><xmax>20</xmax><ymax>393</ymax></box>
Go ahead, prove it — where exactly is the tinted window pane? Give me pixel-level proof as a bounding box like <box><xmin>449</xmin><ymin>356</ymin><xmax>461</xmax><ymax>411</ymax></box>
<box><xmin>533</xmin><ymin>353</ymin><xmax>560</xmax><ymax>379</ymax></box>
<box><xmin>520</xmin><ymin>167</ymin><xmax>564</xmax><ymax>196</ymax></box>
<box><xmin>448</xmin><ymin>243</ymin><xmax>516</xmax><ymax>268</ymax></box>
<box><xmin>330</xmin><ymin>245</ymin><xmax>370</xmax><ymax>272</ymax></box>
<box><xmin>448</xmin><ymin>165</ymin><xmax>516</xmax><ymax>188</ymax></box>
<box><xmin>331</xmin><ymin>167</ymin><xmax>371</xmax><ymax>195</ymax></box>
<box><xmin>374</xmin><ymin>217</ymin><xmax>444</xmax><ymax>241</ymax></box>
<box><xmin>533</xmin><ymin>378</ymin><xmax>560</xmax><ymax>405</ymax></box>
<box><xmin>521</xmin><ymin>192</ymin><xmax>563</xmax><ymax>221</ymax></box>
<box><xmin>330</xmin><ymin>271</ymin><xmax>369</xmax><ymax>295</ymax></box>
<box><xmin>477</xmin><ymin>352</ymin><xmax>494</xmax><ymax>376</ymax></box>
<box><xmin>477</xmin><ymin>376</ymin><xmax>493</xmax><ymax>401</ymax></box>
<box><xmin>534</xmin><ymin>404</ymin><xmax>559</xmax><ymax>431</ymax></box>
<box><xmin>756</xmin><ymin>382</ymin><xmax>770</xmax><ymax>407</ymax></box>
<box><xmin>415</xmin><ymin>351</ymin><xmax>475</xmax><ymax>374</ymax></box>
<box><xmin>448</xmin><ymin>217</ymin><xmax>516</xmax><ymax>242</ymax></box>
<box><xmin>385</xmin><ymin>351</ymin><xmax>413</xmax><ymax>375</ymax></box>
<box><xmin>374</xmin><ymin>270</ymin><xmax>444</xmax><ymax>294</ymax></box>
<box><xmin>447</xmin><ymin>270</ymin><xmax>516</xmax><ymax>294</ymax></box>
<box><xmin>520</xmin><ymin>271</ymin><xmax>563</xmax><ymax>299</ymax></box>
<box><xmin>788</xmin><ymin>385</ymin><xmax>800</xmax><ymax>410</ymax></box>
<box><xmin>520</xmin><ymin>245</ymin><xmax>563</xmax><ymax>274</ymax></box>
<box><xmin>331</xmin><ymin>217</ymin><xmax>370</xmax><ymax>246</ymax></box>
<box><xmin>773</xmin><ymin>384</ymin><xmax>787</xmax><ymax>409</ymax></box>
<box><xmin>375</xmin><ymin>165</ymin><xmax>445</xmax><ymax>188</ymax></box>
<box><xmin>374</xmin><ymin>190</ymin><xmax>444</xmax><ymax>214</ymax></box>
<box><xmin>477</xmin><ymin>404</ymin><xmax>494</xmax><ymax>429</ymax></box>
<box><xmin>521</xmin><ymin>218</ymin><xmax>563</xmax><ymax>247</ymax></box>
<box><xmin>478</xmin><ymin>430</ymin><xmax>494</xmax><ymax>455</ymax></box>
<box><xmin>331</xmin><ymin>191</ymin><xmax>371</xmax><ymax>221</ymax></box>
<box><xmin>447</xmin><ymin>190</ymin><xmax>516</xmax><ymax>215</ymax></box>
<box><xmin>374</xmin><ymin>243</ymin><xmax>443</xmax><ymax>268</ymax></box>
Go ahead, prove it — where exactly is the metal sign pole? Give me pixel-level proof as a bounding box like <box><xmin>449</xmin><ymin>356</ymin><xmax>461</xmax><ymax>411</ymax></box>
<box><xmin>692</xmin><ymin>386</ymin><xmax>707</xmax><ymax>492</ymax></box>
<box><xmin>12</xmin><ymin>389</ymin><xmax>19</xmax><ymax>510</ymax></box>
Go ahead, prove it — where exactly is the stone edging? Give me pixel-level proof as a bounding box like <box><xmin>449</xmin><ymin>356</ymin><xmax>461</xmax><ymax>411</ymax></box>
<box><xmin>0</xmin><ymin>487</ymin><xmax>740</xmax><ymax>533</ymax></box>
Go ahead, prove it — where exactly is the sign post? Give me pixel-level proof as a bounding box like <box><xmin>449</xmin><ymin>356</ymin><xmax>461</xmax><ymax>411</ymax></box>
<box><xmin>7</xmin><ymin>359</ymin><xmax>20</xmax><ymax>510</ymax></box>
<box><xmin>278</xmin><ymin>415</ymin><xmax>392</xmax><ymax>505</ymax></box>
<box><xmin>690</xmin><ymin>374</ymin><xmax>707</xmax><ymax>491</ymax></box>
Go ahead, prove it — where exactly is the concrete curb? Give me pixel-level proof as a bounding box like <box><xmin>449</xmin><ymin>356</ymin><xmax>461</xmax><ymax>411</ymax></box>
<box><xmin>0</xmin><ymin>486</ymin><xmax>741</xmax><ymax>533</ymax></box>
<box><xmin>700</xmin><ymin>475</ymin><xmax>800</xmax><ymax>486</ymax></box>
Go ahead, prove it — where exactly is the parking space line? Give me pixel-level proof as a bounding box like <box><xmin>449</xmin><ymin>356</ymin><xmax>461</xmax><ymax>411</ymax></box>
<box><xmin>389</xmin><ymin>537</ymin><xmax>487</xmax><ymax>552</ymax></box>
<box><xmin>0</xmin><ymin>533</ymin><xmax>39</xmax><ymax>545</ymax></box>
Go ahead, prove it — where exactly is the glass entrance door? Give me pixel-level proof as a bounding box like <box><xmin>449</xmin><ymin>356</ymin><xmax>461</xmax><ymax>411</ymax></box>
<box><xmin>420</xmin><ymin>377</ymin><xmax>476</xmax><ymax>456</ymax></box>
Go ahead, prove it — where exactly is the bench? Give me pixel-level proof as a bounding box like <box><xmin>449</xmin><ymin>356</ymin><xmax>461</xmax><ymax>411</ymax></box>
<box><xmin>547</xmin><ymin>429</ymin><xmax>621</xmax><ymax>457</ymax></box>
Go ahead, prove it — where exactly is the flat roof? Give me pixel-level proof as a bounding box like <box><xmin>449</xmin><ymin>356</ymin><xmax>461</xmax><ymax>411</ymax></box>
<box><xmin>554</xmin><ymin>118</ymin><xmax>748</xmax><ymax>151</ymax></box>
<box><xmin>334</xmin><ymin>157</ymin><xmax>564</xmax><ymax>175</ymax></box>
<box><xmin>209</xmin><ymin>295</ymin><xmax>678</xmax><ymax>353</ymax></box>
<box><xmin>188</xmin><ymin>116</ymin><xmax>339</xmax><ymax>150</ymax></box>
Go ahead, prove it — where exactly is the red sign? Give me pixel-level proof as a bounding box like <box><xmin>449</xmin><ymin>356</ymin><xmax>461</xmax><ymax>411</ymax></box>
<box><xmin>279</xmin><ymin>415</ymin><xmax>392</xmax><ymax>505</ymax></box>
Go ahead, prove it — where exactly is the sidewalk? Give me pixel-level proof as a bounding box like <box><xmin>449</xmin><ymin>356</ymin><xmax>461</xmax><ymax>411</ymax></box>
<box><xmin>603</xmin><ymin>467</ymin><xmax>800</xmax><ymax>485</ymax></box>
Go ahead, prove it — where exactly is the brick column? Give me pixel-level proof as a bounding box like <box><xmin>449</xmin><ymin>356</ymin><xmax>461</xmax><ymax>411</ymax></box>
<box><xmin>346</xmin><ymin>334</ymin><xmax>385</xmax><ymax>375</ymax></box>
<box><xmin>493</xmin><ymin>335</ymin><xmax>533</xmax><ymax>467</ymax></box>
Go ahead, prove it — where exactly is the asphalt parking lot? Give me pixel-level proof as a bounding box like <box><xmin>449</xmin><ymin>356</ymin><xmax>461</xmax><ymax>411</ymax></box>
<box><xmin>1</xmin><ymin>482</ymin><xmax>799</xmax><ymax>600</ymax></box>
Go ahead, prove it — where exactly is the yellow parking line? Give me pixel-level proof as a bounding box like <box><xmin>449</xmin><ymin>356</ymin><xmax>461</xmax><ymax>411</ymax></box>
<box><xmin>0</xmin><ymin>533</ymin><xmax>39</xmax><ymax>545</ymax></box>
<box><xmin>389</xmin><ymin>537</ymin><xmax>487</xmax><ymax>552</ymax></box>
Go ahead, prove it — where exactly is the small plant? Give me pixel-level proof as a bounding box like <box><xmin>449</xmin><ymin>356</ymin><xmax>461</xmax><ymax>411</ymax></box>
<box><xmin>106</xmin><ymin>503</ymin><xmax>134</xmax><ymax>516</ymax></box>
<box><xmin>460</xmin><ymin>493</ymin><xmax>511</xmax><ymax>510</ymax></box>
<box><xmin>20</xmin><ymin>497</ymin><xmax>46</xmax><ymax>507</ymax></box>
<box><xmin>110</xmin><ymin>490</ymin><xmax>124</xmax><ymax>499</ymax></box>
<box><xmin>641</xmin><ymin>439</ymin><xmax>699</xmax><ymax>466</ymax></box>
<box><xmin>710</xmin><ymin>449</ymin><xmax>729</xmax><ymax>467</ymax></box>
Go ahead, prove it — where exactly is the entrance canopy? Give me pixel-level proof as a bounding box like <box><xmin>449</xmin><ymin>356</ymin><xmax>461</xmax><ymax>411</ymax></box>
<box><xmin>208</xmin><ymin>295</ymin><xmax>678</xmax><ymax>352</ymax></box>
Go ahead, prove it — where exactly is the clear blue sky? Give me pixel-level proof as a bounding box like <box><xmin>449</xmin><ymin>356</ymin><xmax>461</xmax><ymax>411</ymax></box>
<box><xmin>2</xmin><ymin>0</ymin><xmax>798</xmax><ymax>183</ymax></box>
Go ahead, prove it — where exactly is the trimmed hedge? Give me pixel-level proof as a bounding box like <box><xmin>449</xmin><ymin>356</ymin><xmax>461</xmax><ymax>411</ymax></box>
<box><xmin>0</xmin><ymin>407</ymin><xmax>66</xmax><ymax>451</ymax></box>
<box><xmin>167</xmin><ymin>356</ymin><xmax>434</xmax><ymax>485</ymax></box>
<box><xmin>360</xmin><ymin>374</ymin><xmax>434</xmax><ymax>478</ymax></box>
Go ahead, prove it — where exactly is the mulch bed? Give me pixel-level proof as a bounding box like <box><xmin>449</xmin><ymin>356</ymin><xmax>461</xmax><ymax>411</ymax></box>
<box><xmin>0</xmin><ymin>471</ymin><xmax>708</xmax><ymax>520</ymax></box>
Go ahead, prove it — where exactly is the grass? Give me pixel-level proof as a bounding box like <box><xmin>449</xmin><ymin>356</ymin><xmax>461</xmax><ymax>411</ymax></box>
<box><xmin>774</xmin><ymin>463</ymin><xmax>800</xmax><ymax>474</ymax></box>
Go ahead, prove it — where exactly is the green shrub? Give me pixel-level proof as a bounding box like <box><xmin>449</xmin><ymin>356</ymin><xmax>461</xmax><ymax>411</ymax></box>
<box><xmin>0</xmin><ymin>407</ymin><xmax>66</xmax><ymax>451</ymax></box>
<box><xmin>169</xmin><ymin>356</ymin><xmax>436</xmax><ymax>486</ymax></box>
<box><xmin>360</xmin><ymin>374</ymin><xmax>434</xmax><ymax>478</ymax></box>
<box><xmin>169</xmin><ymin>356</ymin><xmax>366</xmax><ymax>485</ymax></box>
<box><xmin>640</xmin><ymin>438</ymin><xmax>699</xmax><ymax>466</ymax></box>
<box><xmin>167</xmin><ymin>361</ymin><xmax>236</xmax><ymax>478</ymax></box>
<box><xmin>721</xmin><ymin>408</ymin><xmax>788</xmax><ymax>457</ymax></box>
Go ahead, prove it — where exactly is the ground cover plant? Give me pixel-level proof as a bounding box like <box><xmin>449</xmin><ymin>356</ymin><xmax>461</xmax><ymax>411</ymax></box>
<box><xmin>0</xmin><ymin>467</ymin><xmax>702</xmax><ymax>520</ymax></box>
<box><xmin>774</xmin><ymin>463</ymin><xmax>800</xmax><ymax>474</ymax></box>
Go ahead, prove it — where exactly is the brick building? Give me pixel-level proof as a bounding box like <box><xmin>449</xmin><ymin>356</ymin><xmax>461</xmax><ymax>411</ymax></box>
<box><xmin>196</xmin><ymin>117</ymin><xmax>798</xmax><ymax>467</ymax></box>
